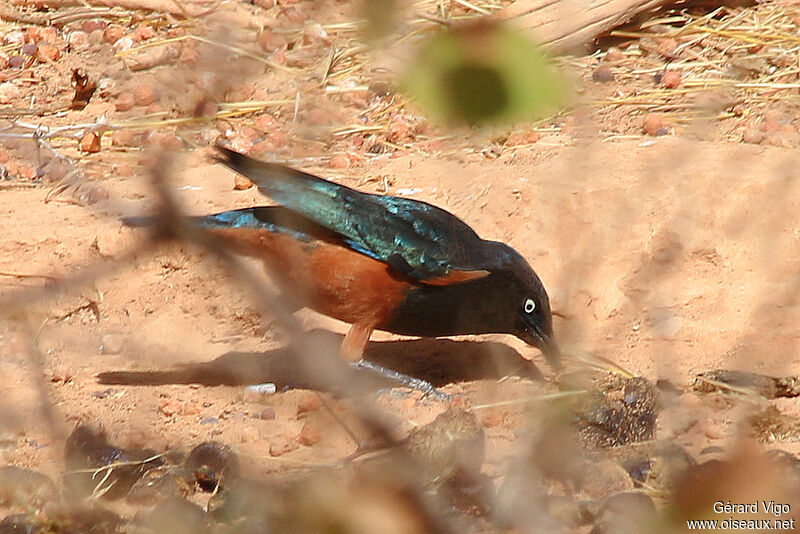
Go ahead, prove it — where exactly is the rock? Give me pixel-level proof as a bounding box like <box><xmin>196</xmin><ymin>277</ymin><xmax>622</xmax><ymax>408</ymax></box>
<box><xmin>142</xmin><ymin>497</ymin><xmax>209</xmax><ymax>534</ymax></box>
<box><xmin>280</xmin><ymin>6</ymin><xmax>306</xmax><ymax>25</ymax></box>
<box><xmin>329</xmin><ymin>155</ymin><xmax>350</xmax><ymax>169</ymax></box>
<box><xmin>579</xmin><ymin>460</ymin><xmax>634</xmax><ymax>500</ymax></box>
<box><xmin>68</xmin><ymin>31</ymin><xmax>89</xmax><ymax>51</ymax></box>
<box><xmin>20</xmin><ymin>44</ymin><xmax>37</xmax><ymax>57</ymax></box>
<box><xmin>63</xmin><ymin>425</ymin><xmax>163</xmax><ymax>499</ymax></box>
<box><xmin>46</xmin><ymin>506</ymin><xmax>121</xmax><ymax>534</ymax></box>
<box><xmin>742</xmin><ymin>128</ymin><xmax>765</xmax><ymax>145</ymax></box>
<box><xmin>79</xmin><ymin>132</ymin><xmax>101</xmax><ymax>153</ymax></box>
<box><xmin>605</xmin><ymin>47</ymin><xmax>624</xmax><ymax>62</ymax></box>
<box><xmin>254</xmin><ymin>115</ymin><xmax>277</xmax><ymax>131</ymax></box>
<box><xmin>132</xmin><ymin>84</ymin><xmax>157</xmax><ymax>107</ymax></box>
<box><xmin>592</xmin><ymin>66</ymin><xmax>614</xmax><ymax>83</ymax></box>
<box><xmin>82</xmin><ymin>20</ymin><xmax>107</xmax><ymax>33</ymax></box>
<box><xmin>134</xmin><ymin>25</ymin><xmax>155</xmax><ymax>41</ymax></box>
<box><xmin>112</xmin><ymin>36</ymin><xmax>134</xmax><ymax>53</ymax></box>
<box><xmin>127</xmin><ymin>466</ymin><xmax>194</xmax><ymax>504</ymax></box>
<box><xmin>574</xmin><ymin>374</ymin><xmax>658</xmax><ymax>448</ymax></box>
<box><xmin>642</xmin><ymin>114</ymin><xmax>664</xmax><ymax>136</ymax></box>
<box><xmin>660</xmin><ymin>70</ymin><xmax>682</xmax><ymax>88</ymax></box>
<box><xmin>114</xmin><ymin>93</ymin><xmax>135</xmax><ymax>112</ymax></box>
<box><xmin>208</xmin><ymin>477</ymin><xmax>276</xmax><ymax>524</ymax></box>
<box><xmin>404</xmin><ymin>408</ymin><xmax>485</xmax><ymax>486</ymax></box>
<box><xmin>257</xmin><ymin>29</ymin><xmax>288</xmax><ymax>53</ymax></box>
<box><xmin>298</xmin><ymin>419</ymin><xmax>321</xmax><ymax>446</ymax></box>
<box><xmin>258</xmin><ymin>407</ymin><xmax>276</xmax><ymax>420</ymax></box>
<box><xmin>111</xmin><ymin>128</ymin><xmax>137</xmax><ymax>147</ymax></box>
<box><xmin>591</xmin><ymin>491</ymin><xmax>658</xmax><ymax>534</ymax></box>
<box><xmin>296</xmin><ymin>392</ymin><xmax>322</xmax><ymax>415</ymax></box>
<box><xmin>35</xmin><ymin>45</ymin><xmax>60</xmax><ymax>62</ymax></box>
<box><xmin>184</xmin><ymin>441</ymin><xmax>240</xmax><ymax>492</ymax></box>
<box><xmin>102</xmin><ymin>25</ymin><xmax>124</xmax><ymax>44</ymax></box>
<box><xmin>0</xmin><ymin>466</ymin><xmax>58</xmax><ymax>506</ymax></box>
<box><xmin>269</xmin><ymin>436</ymin><xmax>299</xmax><ymax>456</ymax></box>
<box><xmin>100</xmin><ymin>332</ymin><xmax>124</xmax><ymax>354</ymax></box>
<box><xmin>0</xmin><ymin>513</ymin><xmax>41</xmax><ymax>534</ymax></box>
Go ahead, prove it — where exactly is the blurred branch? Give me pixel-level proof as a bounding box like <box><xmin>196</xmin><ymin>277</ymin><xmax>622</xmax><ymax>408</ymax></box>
<box><xmin>500</xmin><ymin>0</ymin><xmax>675</xmax><ymax>53</ymax></box>
<box><xmin>8</xmin><ymin>0</ymin><xmax>210</xmax><ymax>18</ymax></box>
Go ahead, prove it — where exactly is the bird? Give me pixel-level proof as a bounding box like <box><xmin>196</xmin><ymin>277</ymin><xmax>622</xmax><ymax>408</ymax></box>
<box><xmin>125</xmin><ymin>146</ymin><xmax>559</xmax><ymax>394</ymax></box>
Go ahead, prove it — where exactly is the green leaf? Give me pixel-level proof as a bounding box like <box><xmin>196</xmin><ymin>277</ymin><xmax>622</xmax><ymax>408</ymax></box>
<box><xmin>402</xmin><ymin>21</ymin><xmax>568</xmax><ymax>125</ymax></box>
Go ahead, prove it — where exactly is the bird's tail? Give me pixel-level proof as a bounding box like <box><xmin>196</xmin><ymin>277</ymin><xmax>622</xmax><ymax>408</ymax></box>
<box><xmin>121</xmin><ymin>215</ymin><xmax>157</xmax><ymax>227</ymax></box>
<box><xmin>122</xmin><ymin>209</ymin><xmax>269</xmax><ymax>230</ymax></box>
<box><xmin>213</xmin><ymin>146</ymin><xmax>366</xmax><ymax>229</ymax></box>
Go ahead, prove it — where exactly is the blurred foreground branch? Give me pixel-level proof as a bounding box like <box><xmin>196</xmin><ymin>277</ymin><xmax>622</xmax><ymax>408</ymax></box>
<box><xmin>500</xmin><ymin>0</ymin><xmax>674</xmax><ymax>53</ymax></box>
<box><xmin>8</xmin><ymin>0</ymin><xmax>212</xmax><ymax>18</ymax></box>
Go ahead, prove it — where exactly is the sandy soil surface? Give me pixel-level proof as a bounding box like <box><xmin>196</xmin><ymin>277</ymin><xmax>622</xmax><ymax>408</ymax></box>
<box><xmin>2</xmin><ymin>135</ymin><xmax>799</xmax><ymax>476</ymax></box>
<box><xmin>0</xmin><ymin>1</ymin><xmax>799</xmax><ymax>531</ymax></box>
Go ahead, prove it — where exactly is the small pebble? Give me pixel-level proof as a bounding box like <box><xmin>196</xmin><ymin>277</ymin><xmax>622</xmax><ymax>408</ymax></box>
<box><xmin>112</xmin><ymin>36</ymin><xmax>134</xmax><ymax>53</ymax></box>
<box><xmin>200</xmin><ymin>417</ymin><xmax>219</xmax><ymax>426</ymax></box>
<box><xmin>592</xmin><ymin>66</ymin><xmax>614</xmax><ymax>83</ymax></box>
<box><xmin>642</xmin><ymin>114</ymin><xmax>664</xmax><ymax>136</ymax></box>
<box><xmin>267</xmin><ymin>130</ymin><xmax>288</xmax><ymax>148</ymax></box>
<box><xmin>257</xmin><ymin>407</ymin><xmax>276</xmax><ymax>420</ymax></box>
<box><xmin>303</xmin><ymin>23</ymin><xmax>330</xmax><ymax>46</ymax></box>
<box><xmin>249</xmin><ymin>140</ymin><xmax>277</xmax><ymax>156</ymax></box>
<box><xmin>111</xmin><ymin>128</ymin><xmax>136</xmax><ymax>147</ymax></box>
<box><xmin>234</xmin><ymin>174</ymin><xmax>254</xmax><ymax>191</ymax></box>
<box><xmin>605</xmin><ymin>47</ymin><xmax>625</xmax><ymax>62</ymax></box>
<box><xmin>39</xmin><ymin>27</ymin><xmax>58</xmax><ymax>43</ymax></box>
<box><xmin>133</xmin><ymin>84</ymin><xmax>157</xmax><ymax>107</ymax></box>
<box><xmin>115</xmin><ymin>92</ymin><xmax>135</xmax><ymax>112</ymax></box>
<box><xmin>79</xmin><ymin>132</ymin><xmax>101</xmax><ymax>153</ymax></box>
<box><xmin>21</xmin><ymin>43</ymin><xmax>38</xmax><ymax>56</ymax></box>
<box><xmin>3</xmin><ymin>31</ymin><xmax>25</xmax><ymax>45</ymax></box>
<box><xmin>134</xmin><ymin>25</ymin><xmax>155</xmax><ymax>41</ymax></box>
<box><xmin>68</xmin><ymin>31</ymin><xmax>89</xmax><ymax>50</ymax></box>
<box><xmin>88</xmin><ymin>29</ymin><xmax>105</xmax><ymax>45</ymax></box>
<box><xmin>243</xmin><ymin>383</ymin><xmax>277</xmax><ymax>403</ymax></box>
<box><xmin>91</xmin><ymin>388</ymin><xmax>113</xmax><ymax>399</ymax></box>
<box><xmin>660</xmin><ymin>70</ymin><xmax>682</xmax><ymax>89</ymax></box>
<box><xmin>254</xmin><ymin>114</ymin><xmax>278</xmax><ymax>130</ymax></box>
<box><xmin>281</xmin><ymin>6</ymin><xmax>306</xmax><ymax>25</ymax></box>
<box><xmin>257</xmin><ymin>29</ymin><xmax>288</xmax><ymax>53</ymax></box>
<box><xmin>50</xmin><ymin>365</ymin><xmax>74</xmax><ymax>383</ymax></box>
<box><xmin>298</xmin><ymin>419</ymin><xmax>321</xmax><ymax>446</ymax></box>
<box><xmin>36</xmin><ymin>45</ymin><xmax>60</xmax><ymax>62</ymax></box>
<box><xmin>100</xmin><ymin>332</ymin><xmax>124</xmax><ymax>354</ymax></box>
<box><xmin>329</xmin><ymin>155</ymin><xmax>349</xmax><ymax>169</ymax></box>
<box><xmin>8</xmin><ymin>56</ymin><xmax>24</xmax><ymax>68</ymax></box>
<box><xmin>742</xmin><ymin>128</ymin><xmax>765</xmax><ymax>145</ymax></box>
<box><xmin>579</xmin><ymin>460</ymin><xmax>634</xmax><ymax>500</ymax></box>
<box><xmin>296</xmin><ymin>392</ymin><xmax>322</xmax><ymax>415</ymax></box>
<box><xmin>81</xmin><ymin>20</ymin><xmax>107</xmax><ymax>33</ymax></box>
<box><xmin>103</xmin><ymin>25</ymin><xmax>124</xmax><ymax>44</ymax></box>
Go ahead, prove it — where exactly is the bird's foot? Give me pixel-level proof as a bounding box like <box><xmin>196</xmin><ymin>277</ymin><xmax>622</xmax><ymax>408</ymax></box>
<box><xmin>351</xmin><ymin>359</ymin><xmax>452</xmax><ymax>401</ymax></box>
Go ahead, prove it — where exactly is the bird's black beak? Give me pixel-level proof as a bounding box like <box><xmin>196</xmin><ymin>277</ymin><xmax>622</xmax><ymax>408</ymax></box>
<box><xmin>521</xmin><ymin>324</ymin><xmax>561</xmax><ymax>372</ymax></box>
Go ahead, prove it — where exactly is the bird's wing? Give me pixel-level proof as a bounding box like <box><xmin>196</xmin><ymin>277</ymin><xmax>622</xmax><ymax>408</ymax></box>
<box><xmin>124</xmin><ymin>206</ymin><xmax>344</xmax><ymax>245</ymax></box>
<box><xmin>215</xmin><ymin>147</ymin><xmax>511</xmax><ymax>283</ymax></box>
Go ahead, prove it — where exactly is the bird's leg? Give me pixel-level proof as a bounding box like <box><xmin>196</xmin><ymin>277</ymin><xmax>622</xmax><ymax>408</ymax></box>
<box><xmin>342</xmin><ymin>321</ymin><xmax>451</xmax><ymax>401</ymax></box>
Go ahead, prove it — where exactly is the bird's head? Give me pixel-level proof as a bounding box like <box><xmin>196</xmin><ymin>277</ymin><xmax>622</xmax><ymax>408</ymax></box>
<box><xmin>489</xmin><ymin>244</ymin><xmax>560</xmax><ymax>371</ymax></box>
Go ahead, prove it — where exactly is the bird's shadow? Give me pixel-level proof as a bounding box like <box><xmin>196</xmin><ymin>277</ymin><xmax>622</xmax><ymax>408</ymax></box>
<box><xmin>97</xmin><ymin>329</ymin><xmax>543</xmax><ymax>391</ymax></box>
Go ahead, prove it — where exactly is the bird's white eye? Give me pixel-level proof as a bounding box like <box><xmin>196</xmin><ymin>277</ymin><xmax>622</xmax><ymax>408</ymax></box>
<box><xmin>524</xmin><ymin>298</ymin><xmax>536</xmax><ymax>314</ymax></box>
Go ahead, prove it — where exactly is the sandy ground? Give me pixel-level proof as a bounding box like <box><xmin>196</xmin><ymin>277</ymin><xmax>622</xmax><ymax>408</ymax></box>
<box><xmin>0</xmin><ymin>1</ymin><xmax>799</xmax><ymax>529</ymax></box>
<box><xmin>1</xmin><ymin>135</ymin><xmax>799</xmax><ymax>481</ymax></box>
